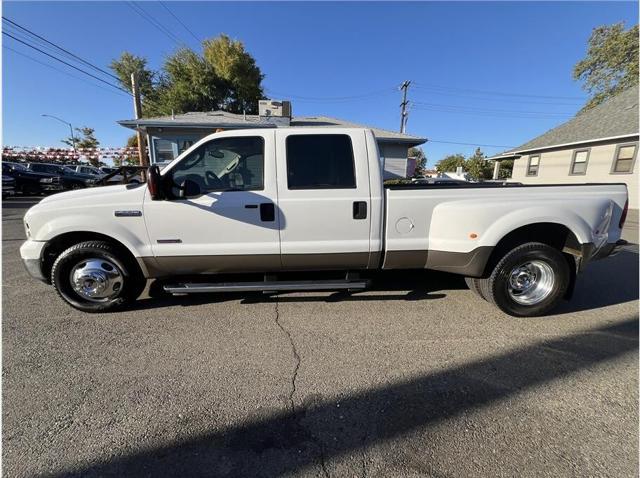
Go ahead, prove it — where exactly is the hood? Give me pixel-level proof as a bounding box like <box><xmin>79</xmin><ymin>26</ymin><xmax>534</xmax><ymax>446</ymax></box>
<box><xmin>24</xmin><ymin>183</ymin><xmax>149</xmax><ymax>241</ymax></box>
<box><xmin>38</xmin><ymin>183</ymin><xmax>144</xmax><ymax>205</ymax></box>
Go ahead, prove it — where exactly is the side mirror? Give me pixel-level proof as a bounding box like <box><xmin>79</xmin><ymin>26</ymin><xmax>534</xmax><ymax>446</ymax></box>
<box><xmin>147</xmin><ymin>165</ymin><xmax>163</xmax><ymax>200</ymax></box>
<box><xmin>178</xmin><ymin>179</ymin><xmax>202</xmax><ymax>199</ymax></box>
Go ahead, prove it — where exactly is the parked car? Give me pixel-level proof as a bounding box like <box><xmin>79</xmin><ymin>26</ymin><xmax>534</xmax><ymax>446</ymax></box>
<box><xmin>96</xmin><ymin>166</ymin><xmax>143</xmax><ymax>185</ymax></box>
<box><xmin>25</xmin><ymin>163</ymin><xmax>95</xmax><ymax>190</ymax></box>
<box><xmin>20</xmin><ymin>128</ymin><xmax>628</xmax><ymax>316</ymax></box>
<box><xmin>66</xmin><ymin>164</ymin><xmax>104</xmax><ymax>177</ymax></box>
<box><xmin>2</xmin><ymin>175</ymin><xmax>16</xmax><ymax>198</ymax></box>
<box><xmin>2</xmin><ymin>162</ymin><xmax>62</xmax><ymax>195</ymax></box>
<box><xmin>411</xmin><ymin>177</ymin><xmax>471</xmax><ymax>186</ymax></box>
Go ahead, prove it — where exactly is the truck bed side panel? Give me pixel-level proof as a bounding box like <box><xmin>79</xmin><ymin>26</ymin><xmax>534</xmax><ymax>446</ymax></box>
<box><xmin>383</xmin><ymin>183</ymin><xmax>628</xmax><ymax>273</ymax></box>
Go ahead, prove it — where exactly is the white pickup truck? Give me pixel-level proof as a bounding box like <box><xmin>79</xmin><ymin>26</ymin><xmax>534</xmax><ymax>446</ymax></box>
<box><xmin>20</xmin><ymin>128</ymin><xmax>628</xmax><ymax>316</ymax></box>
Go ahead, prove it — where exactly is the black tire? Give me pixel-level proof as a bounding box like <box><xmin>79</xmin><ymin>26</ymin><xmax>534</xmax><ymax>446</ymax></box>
<box><xmin>51</xmin><ymin>240</ymin><xmax>145</xmax><ymax>313</ymax></box>
<box><xmin>464</xmin><ymin>276</ymin><xmax>487</xmax><ymax>301</ymax></box>
<box><xmin>482</xmin><ymin>242</ymin><xmax>570</xmax><ymax>317</ymax></box>
<box><xmin>21</xmin><ymin>183</ymin><xmax>40</xmax><ymax>196</ymax></box>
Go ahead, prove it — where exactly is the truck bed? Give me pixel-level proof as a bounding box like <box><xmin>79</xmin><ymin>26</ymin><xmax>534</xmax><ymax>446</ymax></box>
<box><xmin>382</xmin><ymin>182</ymin><xmax>628</xmax><ymax>274</ymax></box>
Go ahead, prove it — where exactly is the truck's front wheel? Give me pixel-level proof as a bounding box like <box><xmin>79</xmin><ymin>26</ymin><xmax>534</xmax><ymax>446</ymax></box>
<box><xmin>51</xmin><ymin>241</ymin><xmax>145</xmax><ymax>313</ymax></box>
<box><xmin>483</xmin><ymin>242</ymin><xmax>570</xmax><ymax>317</ymax></box>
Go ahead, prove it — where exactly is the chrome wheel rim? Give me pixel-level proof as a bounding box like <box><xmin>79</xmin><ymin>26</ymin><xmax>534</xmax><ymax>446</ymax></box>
<box><xmin>507</xmin><ymin>260</ymin><xmax>555</xmax><ymax>306</ymax></box>
<box><xmin>69</xmin><ymin>258</ymin><xmax>123</xmax><ymax>302</ymax></box>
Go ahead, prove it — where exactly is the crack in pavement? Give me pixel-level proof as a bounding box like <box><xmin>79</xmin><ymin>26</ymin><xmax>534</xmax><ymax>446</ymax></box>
<box><xmin>360</xmin><ymin>441</ymin><xmax>367</xmax><ymax>478</ymax></box>
<box><xmin>273</xmin><ymin>299</ymin><xmax>330</xmax><ymax>478</ymax></box>
<box><xmin>274</xmin><ymin>299</ymin><xmax>300</xmax><ymax>414</ymax></box>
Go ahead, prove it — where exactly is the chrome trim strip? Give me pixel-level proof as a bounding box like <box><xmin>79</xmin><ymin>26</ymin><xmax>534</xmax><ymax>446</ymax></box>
<box><xmin>114</xmin><ymin>210</ymin><xmax>142</xmax><ymax>217</ymax></box>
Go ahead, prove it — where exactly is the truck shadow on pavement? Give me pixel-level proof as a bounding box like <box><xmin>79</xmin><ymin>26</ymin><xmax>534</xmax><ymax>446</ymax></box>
<box><xmin>129</xmin><ymin>248</ymin><xmax>639</xmax><ymax>313</ymax></box>
<box><xmin>555</xmin><ymin>249</ymin><xmax>639</xmax><ymax>315</ymax></box>
<box><xmin>132</xmin><ymin>269</ymin><xmax>460</xmax><ymax>310</ymax></box>
<box><xmin>53</xmin><ymin>317</ymin><xmax>638</xmax><ymax>477</ymax></box>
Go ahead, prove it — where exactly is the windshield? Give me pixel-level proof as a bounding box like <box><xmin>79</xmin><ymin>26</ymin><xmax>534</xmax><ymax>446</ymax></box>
<box><xmin>8</xmin><ymin>162</ymin><xmax>26</xmax><ymax>171</ymax></box>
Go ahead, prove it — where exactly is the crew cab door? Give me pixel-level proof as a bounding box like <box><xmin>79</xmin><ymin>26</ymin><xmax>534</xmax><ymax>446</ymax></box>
<box><xmin>142</xmin><ymin>130</ymin><xmax>281</xmax><ymax>274</ymax></box>
<box><xmin>275</xmin><ymin>130</ymin><xmax>372</xmax><ymax>269</ymax></box>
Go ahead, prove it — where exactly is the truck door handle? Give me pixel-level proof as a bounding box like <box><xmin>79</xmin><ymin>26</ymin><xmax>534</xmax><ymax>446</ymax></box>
<box><xmin>260</xmin><ymin>203</ymin><xmax>275</xmax><ymax>222</ymax></box>
<box><xmin>353</xmin><ymin>201</ymin><xmax>367</xmax><ymax>220</ymax></box>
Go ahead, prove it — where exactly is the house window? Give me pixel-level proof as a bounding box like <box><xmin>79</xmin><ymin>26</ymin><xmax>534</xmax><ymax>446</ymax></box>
<box><xmin>611</xmin><ymin>143</ymin><xmax>637</xmax><ymax>174</ymax></box>
<box><xmin>153</xmin><ymin>139</ymin><xmax>176</xmax><ymax>163</ymax></box>
<box><xmin>286</xmin><ymin>134</ymin><xmax>356</xmax><ymax>189</ymax></box>
<box><xmin>526</xmin><ymin>155</ymin><xmax>540</xmax><ymax>176</ymax></box>
<box><xmin>152</xmin><ymin>137</ymin><xmax>200</xmax><ymax>164</ymax></box>
<box><xmin>570</xmin><ymin>149</ymin><xmax>589</xmax><ymax>175</ymax></box>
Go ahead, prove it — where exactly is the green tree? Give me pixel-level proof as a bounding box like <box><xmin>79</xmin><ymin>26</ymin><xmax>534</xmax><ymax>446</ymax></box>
<box><xmin>62</xmin><ymin>127</ymin><xmax>100</xmax><ymax>166</ymax></box>
<box><xmin>409</xmin><ymin>147</ymin><xmax>428</xmax><ymax>177</ymax></box>
<box><xmin>465</xmin><ymin>147</ymin><xmax>493</xmax><ymax>180</ymax></box>
<box><xmin>497</xmin><ymin>159</ymin><xmax>514</xmax><ymax>180</ymax></box>
<box><xmin>159</xmin><ymin>47</ymin><xmax>225</xmax><ymax>115</ymax></box>
<box><xmin>109</xmin><ymin>52</ymin><xmax>155</xmax><ymax>96</ymax></box>
<box><xmin>573</xmin><ymin>22</ymin><xmax>639</xmax><ymax>110</ymax></box>
<box><xmin>115</xmin><ymin>134</ymin><xmax>140</xmax><ymax>166</ymax></box>
<box><xmin>435</xmin><ymin>153</ymin><xmax>466</xmax><ymax>173</ymax></box>
<box><xmin>110</xmin><ymin>34</ymin><xmax>265</xmax><ymax>117</ymax></box>
<box><xmin>203</xmin><ymin>34</ymin><xmax>264</xmax><ymax>114</ymax></box>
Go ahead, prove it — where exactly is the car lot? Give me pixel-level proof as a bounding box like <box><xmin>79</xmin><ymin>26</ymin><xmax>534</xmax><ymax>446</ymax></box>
<box><xmin>2</xmin><ymin>196</ymin><xmax>638</xmax><ymax>477</ymax></box>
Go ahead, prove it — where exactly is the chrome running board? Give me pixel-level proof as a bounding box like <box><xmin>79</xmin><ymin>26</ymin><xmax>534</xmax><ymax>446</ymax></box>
<box><xmin>163</xmin><ymin>279</ymin><xmax>369</xmax><ymax>295</ymax></box>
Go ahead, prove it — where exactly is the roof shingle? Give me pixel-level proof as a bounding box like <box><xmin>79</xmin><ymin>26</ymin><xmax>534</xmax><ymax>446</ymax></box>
<box><xmin>489</xmin><ymin>86</ymin><xmax>639</xmax><ymax>159</ymax></box>
<box><xmin>118</xmin><ymin>111</ymin><xmax>426</xmax><ymax>145</ymax></box>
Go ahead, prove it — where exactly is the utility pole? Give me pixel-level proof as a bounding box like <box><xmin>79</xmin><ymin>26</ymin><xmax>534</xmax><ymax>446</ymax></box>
<box><xmin>399</xmin><ymin>80</ymin><xmax>411</xmax><ymax>134</ymax></box>
<box><xmin>131</xmin><ymin>73</ymin><xmax>149</xmax><ymax>167</ymax></box>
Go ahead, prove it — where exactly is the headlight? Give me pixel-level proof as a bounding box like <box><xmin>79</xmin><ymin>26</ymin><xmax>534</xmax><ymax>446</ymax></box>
<box><xmin>24</xmin><ymin>221</ymin><xmax>30</xmax><ymax>238</ymax></box>
<box><xmin>39</xmin><ymin>178</ymin><xmax>53</xmax><ymax>183</ymax></box>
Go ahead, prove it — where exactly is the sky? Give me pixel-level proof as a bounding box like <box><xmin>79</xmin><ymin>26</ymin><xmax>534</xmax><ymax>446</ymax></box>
<box><xmin>2</xmin><ymin>1</ymin><xmax>637</xmax><ymax>166</ymax></box>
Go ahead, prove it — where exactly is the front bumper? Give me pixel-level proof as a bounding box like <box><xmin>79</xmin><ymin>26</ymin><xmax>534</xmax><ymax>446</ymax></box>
<box><xmin>19</xmin><ymin>240</ymin><xmax>47</xmax><ymax>282</ymax></box>
<box><xmin>40</xmin><ymin>184</ymin><xmax>65</xmax><ymax>192</ymax></box>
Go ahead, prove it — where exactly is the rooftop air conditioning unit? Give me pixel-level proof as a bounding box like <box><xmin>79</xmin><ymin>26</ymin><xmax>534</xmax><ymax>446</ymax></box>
<box><xmin>259</xmin><ymin>100</ymin><xmax>292</xmax><ymax>118</ymax></box>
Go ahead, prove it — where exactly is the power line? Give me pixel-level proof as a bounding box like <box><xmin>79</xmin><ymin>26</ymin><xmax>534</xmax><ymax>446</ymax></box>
<box><xmin>411</xmin><ymin>105</ymin><xmax>570</xmax><ymax>120</ymax></box>
<box><xmin>159</xmin><ymin>1</ymin><xmax>201</xmax><ymax>44</ymax></box>
<box><xmin>263</xmin><ymin>87</ymin><xmax>396</xmax><ymax>102</ymax></box>
<box><xmin>3</xmin><ymin>26</ymin><xmax>165</xmax><ymax>114</ymax></box>
<box><xmin>3</xmin><ymin>45</ymin><xmax>129</xmax><ymax>98</ymax></box>
<box><xmin>3</xmin><ymin>31</ymin><xmax>132</xmax><ymax>96</ymax></box>
<box><xmin>2</xmin><ymin>16</ymin><xmax>121</xmax><ymax>82</ymax></box>
<box><xmin>410</xmin><ymin>87</ymin><xmax>583</xmax><ymax>106</ymax></box>
<box><xmin>427</xmin><ymin>139</ymin><xmax>516</xmax><ymax>149</ymax></box>
<box><xmin>412</xmin><ymin>82</ymin><xmax>585</xmax><ymax>101</ymax></box>
<box><xmin>126</xmin><ymin>1</ymin><xmax>184</xmax><ymax>46</ymax></box>
<box><xmin>412</xmin><ymin>101</ymin><xmax>572</xmax><ymax>116</ymax></box>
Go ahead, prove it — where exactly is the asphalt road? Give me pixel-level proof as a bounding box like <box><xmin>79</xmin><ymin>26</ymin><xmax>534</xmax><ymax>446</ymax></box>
<box><xmin>2</xmin><ymin>196</ymin><xmax>638</xmax><ymax>477</ymax></box>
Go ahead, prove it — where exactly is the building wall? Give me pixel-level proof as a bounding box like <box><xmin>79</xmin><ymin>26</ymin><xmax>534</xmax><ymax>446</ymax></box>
<box><xmin>379</xmin><ymin>143</ymin><xmax>410</xmax><ymax>179</ymax></box>
<box><xmin>511</xmin><ymin>139</ymin><xmax>639</xmax><ymax>209</ymax></box>
<box><xmin>148</xmin><ymin>127</ymin><xmax>412</xmax><ymax>179</ymax></box>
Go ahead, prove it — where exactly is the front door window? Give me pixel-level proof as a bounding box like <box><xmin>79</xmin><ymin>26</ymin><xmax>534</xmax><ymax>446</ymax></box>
<box><xmin>169</xmin><ymin>136</ymin><xmax>264</xmax><ymax>193</ymax></box>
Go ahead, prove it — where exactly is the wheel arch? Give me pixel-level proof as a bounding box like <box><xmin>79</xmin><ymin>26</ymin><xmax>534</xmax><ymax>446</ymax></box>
<box><xmin>41</xmin><ymin>231</ymin><xmax>147</xmax><ymax>283</ymax></box>
<box><xmin>481</xmin><ymin>222</ymin><xmax>580</xmax><ymax>298</ymax></box>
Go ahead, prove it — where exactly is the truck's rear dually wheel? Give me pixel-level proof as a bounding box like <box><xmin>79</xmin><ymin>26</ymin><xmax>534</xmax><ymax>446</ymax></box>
<box><xmin>51</xmin><ymin>241</ymin><xmax>145</xmax><ymax>313</ymax></box>
<box><xmin>479</xmin><ymin>242</ymin><xmax>570</xmax><ymax>317</ymax></box>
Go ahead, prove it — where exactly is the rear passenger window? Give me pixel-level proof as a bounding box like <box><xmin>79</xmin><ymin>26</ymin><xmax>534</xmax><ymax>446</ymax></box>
<box><xmin>286</xmin><ymin>134</ymin><xmax>356</xmax><ymax>189</ymax></box>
